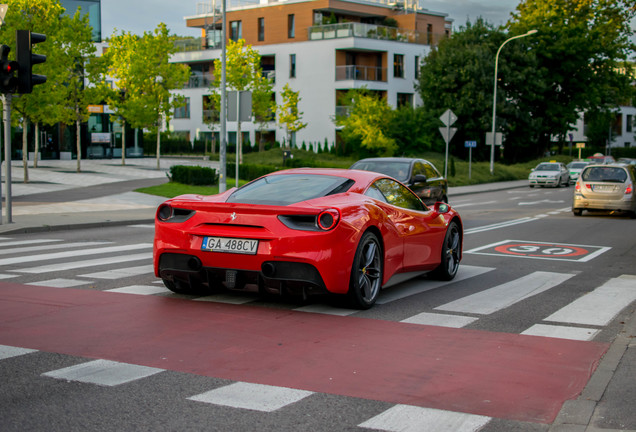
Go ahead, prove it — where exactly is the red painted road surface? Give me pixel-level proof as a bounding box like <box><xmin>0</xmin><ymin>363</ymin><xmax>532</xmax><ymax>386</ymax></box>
<box><xmin>0</xmin><ymin>282</ymin><xmax>608</xmax><ymax>423</ymax></box>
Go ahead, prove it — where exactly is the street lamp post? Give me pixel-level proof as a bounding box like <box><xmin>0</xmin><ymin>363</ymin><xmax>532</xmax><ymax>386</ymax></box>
<box><xmin>489</xmin><ymin>29</ymin><xmax>537</xmax><ymax>175</ymax></box>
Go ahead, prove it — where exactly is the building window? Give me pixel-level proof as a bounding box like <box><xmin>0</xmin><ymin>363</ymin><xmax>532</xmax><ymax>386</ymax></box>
<box><xmin>290</xmin><ymin>54</ymin><xmax>296</xmax><ymax>78</ymax></box>
<box><xmin>230</xmin><ymin>21</ymin><xmax>242</xmax><ymax>41</ymax></box>
<box><xmin>397</xmin><ymin>93</ymin><xmax>413</xmax><ymax>108</ymax></box>
<box><xmin>288</xmin><ymin>14</ymin><xmax>295</xmax><ymax>38</ymax></box>
<box><xmin>202</xmin><ymin>95</ymin><xmax>219</xmax><ymax>123</ymax></box>
<box><xmin>174</xmin><ymin>97</ymin><xmax>190</xmax><ymax>119</ymax></box>
<box><xmin>258</xmin><ymin>17</ymin><xmax>265</xmax><ymax>41</ymax></box>
<box><xmin>393</xmin><ymin>54</ymin><xmax>404</xmax><ymax>78</ymax></box>
<box><xmin>627</xmin><ymin>115</ymin><xmax>633</xmax><ymax>133</ymax></box>
<box><xmin>414</xmin><ymin>56</ymin><xmax>420</xmax><ymax>79</ymax></box>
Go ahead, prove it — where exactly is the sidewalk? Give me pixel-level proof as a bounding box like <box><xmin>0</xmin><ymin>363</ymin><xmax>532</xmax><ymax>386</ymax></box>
<box><xmin>0</xmin><ymin>157</ymin><xmax>634</xmax><ymax>431</ymax></box>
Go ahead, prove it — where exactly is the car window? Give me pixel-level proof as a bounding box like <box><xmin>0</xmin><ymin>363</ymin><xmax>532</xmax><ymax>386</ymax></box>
<box><xmin>351</xmin><ymin>161</ymin><xmax>410</xmax><ymax>182</ymax></box>
<box><xmin>423</xmin><ymin>162</ymin><xmax>440</xmax><ymax>179</ymax></box>
<box><xmin>536</xmin><ymin>164</ymin><xmax>559</xmax><ymax>171</ymax></box>
<box><xmin>411</xmin><ymin>162</ymin><xmax>426</xmax><ymax>180</ymax></box>
<box><xmin>372</xmin><ymin>178</ymin><xmax>425</xmax><ymax>211</ymax></box>
<box><xmin>581</xmin><ymin>167</ymin><xmax>628</xmax><ymax>183</ymax></box>
<box><xmin>228</xmin><ymin>174</ymin><xmax>354</xmax><ymax>205</ymax></box>
<box><xmin>364</xmin><ymin>184</ymin><xmax>388</xmax><ymax>202</ymax></box>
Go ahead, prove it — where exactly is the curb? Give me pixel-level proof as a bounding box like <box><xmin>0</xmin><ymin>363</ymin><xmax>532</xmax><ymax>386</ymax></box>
<box><xmin>549</xmin><ymin>308</ymin><xmax>636</xmax><ymax>432</ymax></box>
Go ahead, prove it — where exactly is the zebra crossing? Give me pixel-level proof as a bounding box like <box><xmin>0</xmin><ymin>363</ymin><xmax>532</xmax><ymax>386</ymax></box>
<box><xmin>1</xmin><ymin>229</ymin><xmax>634</xmax><ymax>432</ymax></box>
<box><xmin>0</xmin><ymin>231</ymin><xmax>634</xmax><ymax>343</ymax></box>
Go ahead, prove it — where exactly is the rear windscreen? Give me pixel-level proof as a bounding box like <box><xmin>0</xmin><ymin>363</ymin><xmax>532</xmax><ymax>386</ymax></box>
<box><xmin>581</xmin><ymin>167</ymin><xmax>627</xmax><ymax>183</ymax></box>
<box><xmin>227</xmin><ymin>174</ymin><xmax>354</xmax><ymax>205</ymax></box>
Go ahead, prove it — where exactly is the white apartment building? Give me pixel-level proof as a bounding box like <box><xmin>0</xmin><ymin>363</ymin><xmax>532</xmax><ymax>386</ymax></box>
<box><xmin>169</xmin><ymin>0</ymin><xmax>452</xmax><ymax>149</ymax></box>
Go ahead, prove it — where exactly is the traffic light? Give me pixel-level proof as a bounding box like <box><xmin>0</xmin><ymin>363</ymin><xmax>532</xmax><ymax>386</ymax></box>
<box><xmin>0</xmin><ymin>44</ymin><xmax>19</xmax><ymax>94</ymax></box>
<box><xmin>16</xmin><ymin>29</ymin><xmax>47</xmax><ymax>94</ymax></box>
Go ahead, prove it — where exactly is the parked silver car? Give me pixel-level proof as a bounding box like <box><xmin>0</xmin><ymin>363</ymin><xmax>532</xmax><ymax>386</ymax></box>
<box><xmin>572</xmin><ymin>163</ymin><xmax>636</xmax><ymax>218</ymax></box>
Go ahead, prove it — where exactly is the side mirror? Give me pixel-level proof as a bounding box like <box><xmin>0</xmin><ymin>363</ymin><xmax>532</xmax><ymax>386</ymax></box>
<box><xmin>413</xmin><ymin>174</ymin><xmax>427</xmax><ymax>183</ymax></box>
<box><xmin>433</xmin><ymin>202</ymin><xmax>450</xmax><ymax>214</ymax></box>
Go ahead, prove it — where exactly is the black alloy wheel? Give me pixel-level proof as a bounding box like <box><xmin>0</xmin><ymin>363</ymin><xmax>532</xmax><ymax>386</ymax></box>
<box><xmin>431</xmin><ymin>221</ymin><xmax>461</xmax><ymax>281</ymax></box>
<box><xmin>348</xmin><ymin>232</ymin><xmax>383</xmax><ymax>309</ymax></box>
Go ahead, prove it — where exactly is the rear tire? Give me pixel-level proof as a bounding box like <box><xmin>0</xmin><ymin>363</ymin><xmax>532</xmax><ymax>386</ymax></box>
<box><xmin>348</xmin><ymin>232</ymin><xmax>383</xmax><ymax>310</ymax></box>
<box><xmin>573</xmin><ymin>209</ymin><xmax>583</xmax><ymax>216</ymax></box>
<box><xmin>431</xmin><ymin>221</ymin><xmax>461</xmax><ymax>281</ymax></box>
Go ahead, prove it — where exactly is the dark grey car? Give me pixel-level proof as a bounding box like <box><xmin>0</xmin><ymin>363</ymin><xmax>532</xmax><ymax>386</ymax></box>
<box><xmin>350</xmin><ymin>157</ymin><xmax>448</xmax><ymax>204</ymax></box>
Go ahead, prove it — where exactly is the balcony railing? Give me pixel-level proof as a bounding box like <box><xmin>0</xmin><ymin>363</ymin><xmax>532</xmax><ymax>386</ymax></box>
<box><xmin>185</xmin><ymin>72</ymin><xmax>214</xmax><ymax>89</ymax></box>
<box><xmin>308</xmin><ymin>22</ymin><xmax>444</xmax><ymax>46</ymax></box>
<box><xmin>335</xmin><ymin>65</ymin><xmax>387</xmax><ymax>82</ymax></box>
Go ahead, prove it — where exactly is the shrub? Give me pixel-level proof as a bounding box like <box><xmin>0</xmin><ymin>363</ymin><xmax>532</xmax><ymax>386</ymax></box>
<box><xmin>169</xmin><ymin>165</ymin><xmax>218</xmax><ymax>185</ymax></box>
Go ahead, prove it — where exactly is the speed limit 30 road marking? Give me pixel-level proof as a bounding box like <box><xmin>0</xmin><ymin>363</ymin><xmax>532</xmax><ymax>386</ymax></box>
<box><xmin>465</xmin><ymin>240</ymin><xmax>611</xmax><ymax>262</ymax></box>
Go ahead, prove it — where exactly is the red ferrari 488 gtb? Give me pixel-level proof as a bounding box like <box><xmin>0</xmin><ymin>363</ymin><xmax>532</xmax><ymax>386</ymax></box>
<box><xmin>153</xmin><ymin>168</ymin><xmax>462</xmax><ymax>309</ymax></box>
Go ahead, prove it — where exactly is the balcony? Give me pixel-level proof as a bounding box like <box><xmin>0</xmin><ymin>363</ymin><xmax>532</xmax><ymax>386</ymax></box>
<box><xmin>184</xmin><ymin>72</ymin><xmax>214</xmax><ymax>89</ymax></box>
<box><xmin>335</xmin><ymin>65</ymin><xmax>386</xmax><ymax>82</ymax></box>
<box><xmin>308</xmin><ymin>22</ymin><xmax>444</xmax><ymax>46</ymax></box>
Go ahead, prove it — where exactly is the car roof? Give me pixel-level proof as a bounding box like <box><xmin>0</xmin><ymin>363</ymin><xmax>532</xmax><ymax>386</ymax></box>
<box><xmin>274</xmin><ymin>167</ymin><xmax>387</xmax><ymax>184</ymax></box>
<box><xmin>353</xmin><ymin>157</ymin><xmax>423</xmax><ymax>164</ymax></box>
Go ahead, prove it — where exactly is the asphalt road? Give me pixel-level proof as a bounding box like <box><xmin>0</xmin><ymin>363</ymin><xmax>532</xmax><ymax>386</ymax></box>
<box><xmin>1</xmin><ymin>184</ymin><xmax>635</xmax><ymax>432</ymax></box>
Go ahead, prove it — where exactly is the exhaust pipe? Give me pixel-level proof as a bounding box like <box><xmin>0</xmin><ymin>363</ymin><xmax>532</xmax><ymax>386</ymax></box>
<box><xmin>262</xmin><ymin>262</ymin><xmax>276</xmax><ymax>277</ymax></box>
<box><xmin>187</xmin><ymin>256</ymin><xmax>202</xmax><ymax>271</ymax></box>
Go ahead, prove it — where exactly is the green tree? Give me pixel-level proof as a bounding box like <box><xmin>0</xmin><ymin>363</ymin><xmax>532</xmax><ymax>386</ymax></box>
<box><xmin>211</xmin><ymin>39</ymin><xmax>262</xmax><ymax>163</ymax></box>
<box><xmin>277</xmin><ymin>83</ymin><xmax>307</xmax><ymax>148</ymax></box>
<box><xmin>507</xmin><ymin>0</ymin><xmax>635</xmax><ymax>157</ymax></box>
<box><xmin>1</xmin><ymin>0</ymin><xmax>65</xmax><ymax>181</ymax></box>
<box><xmin>416</xmin><ymin>18</ymin><xmax>509</xmax><ymax>162</ymax></box>
<box><xmin>55</xmin><ymin>9</ymin><xmax>107</xmax><ymax>173</ymax></box>
<box><xmin>335</xmin><ymin>89</ymin><xmax>396</xmax><ymax>156</ymax></box>
<box><xmin>106</xmin><ymin>23</ymin><xmax>190</xmax><ymax>169</ymax></box>
<box><xmin>252</xmin><ymin>75</ymin><xmax>276</xmax><ymax>152</ymax></box>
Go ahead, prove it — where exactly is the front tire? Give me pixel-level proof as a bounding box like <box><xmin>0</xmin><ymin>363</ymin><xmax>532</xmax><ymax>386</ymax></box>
<box><xmin>573</xmin><ymin>208</ymin><xmax>583</xmax><ymax>216</ymax></box>
<box><xmin>431</xmin><ymin>221</ymin><xmax>461</xmax><ymax>281</ymax></box>
<box><xmin>348</xmin><ymin>232</ymin><xmax>383</xmax><ymax>310</ymax></box>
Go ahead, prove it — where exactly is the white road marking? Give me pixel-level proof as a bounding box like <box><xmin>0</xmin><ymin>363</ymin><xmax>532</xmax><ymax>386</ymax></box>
<box><xmin>42</xmin><ymin>359</ymin><xmax>164</xmax><ymax>386</ymax></box>
<box><xmin>79</xmin><ymin>264</ymin><xmax>154</xmax><ymax>279</ymax></box>
<box><xmin>450</xmin><ymin>200</ymin><xmax>498</xmax><ymax>208</ymax></box>
<box><xmin>0</xmin><ymin>238</ymin><xmax>61</xmax><ymax>247</ymax></box>
<box><xmin>0</xmin><ymin>241</ymin><xmax>110</xmax><ymax>256</ymax></box>
<box><xmin>359</xmin><ymin>404</ymin><xmax>490</xmax><ymax>432</ymax></box>
<box><xmin>464</xmin><ymin>217</ymin><xmax>538</xmax><ymax>234</ymax></box>
<box><xmin>188</xmin><ymin>382</ymin><xmax>314</xmax><ymax>412</ymax></box>
<box><xmin>13</xmin><ymin>252</ymin><xmax>153</xmax><ymax>273</ymax></box>
<box><xmin>295</xmin><ymin>304</ymin><xmax>358</xmax><ymax>316</ymax></box>
<box><xmin>0</xmin><ymin>274</ymin><xmax>17</xmax><ymax>279</ymax></box>
<box><xmin>376</xmin><ymin>265</ymin><xmax>494</xmax><ymax>304</ymax></box>
<box><xmin>27</xmin><ymin>279</ymin><xmax>89</xmax><ymax>288</ymax></box>
<box><xmin>106</xmin><ymin>285</ymin><xmax>170</xmax><ymax>295</ymax></box>
<box><xmin>0</xmin><ymin>345</ymin><xmax>37</xmax><ymax>360</ymax></box>
<box><xmin>519</xmin><ymin>199</ymin><xmax>565</xmax><ymax>205</ymax></box>
<box><xmin>436</xmin><ymin>271</ymin><xmax>575</xmax><ymax>315</ymax></box>
<box><xmin>0</xmin><ymin>243</ymin><xmax>151</xmax><ymax>266</ymax></box>
<box><xmin>401</xmin><ymin>312</ymin><xmax>478</xmax><ymax>328</ymax></box>
<box><xmin>521</xmin><ymin>324</ymin><xmax>599</xmax><ymax>341</ymax></box>
<box><xmin>543</xmin><ymin>275</ymin><xmax>636</xmax><ymax>326</ymax></box>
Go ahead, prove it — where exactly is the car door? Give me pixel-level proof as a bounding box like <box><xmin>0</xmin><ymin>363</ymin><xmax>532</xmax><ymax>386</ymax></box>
<box><xmin>373</xmin><ymin>178</ymin><xmax>446</xmax><ymax>270</ymax></box>
<box><xmin>423</xmin><ymin>161</ymin><xmax>446</xmax><ymax>202</ymax></box>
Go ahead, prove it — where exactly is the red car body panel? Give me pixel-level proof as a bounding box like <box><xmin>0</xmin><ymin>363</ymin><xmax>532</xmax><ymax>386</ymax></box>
<box><xmin>153</xmin><ymin>168</ymin><xmax>462</xmax><ymax>295</ymax></box>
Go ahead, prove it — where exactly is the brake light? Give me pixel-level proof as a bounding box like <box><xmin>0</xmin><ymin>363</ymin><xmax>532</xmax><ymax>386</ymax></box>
<box><xmin>626</xmin><ymin>183</ymin><xmax>633</xmax><ymax>195</ymax></box>
<box><xmin>317</xmin><ymin>209</ymin><xmax>340</xmax><ymax>230</ymax></box>
<box><xmin>575</xmin><ymin>182</ymin><xmax>581</xmax><ymax>192</ymax></box>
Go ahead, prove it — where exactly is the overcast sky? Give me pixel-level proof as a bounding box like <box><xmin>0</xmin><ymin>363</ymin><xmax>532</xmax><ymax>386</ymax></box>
<box><xmin>100</xmin><ymin>0</ymin><xmax>521</xmax><ymax>38</ymax></box>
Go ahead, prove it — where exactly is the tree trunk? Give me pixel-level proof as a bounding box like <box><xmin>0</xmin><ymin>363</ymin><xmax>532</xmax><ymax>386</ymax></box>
<box><xmin>156</xmin><ymin>116</ymin><xmax>161</xmax><ymax>170</ymax></box>
<box><xmin>76</xmin><ymin>113</ymin><xmax>82</xmax><ymax>173</ymax></box>
<box><xmin>34</xmin><ymin>122</ymin><xmax>40</xmax><ymax>168</ymax></box>
<box><xmin>121</xmin><ymin>120</ymin><xmax>126</xmax><ymax>166</ymax></box>
<box><xmin>22</xmin><ymin>117</ymin><xmax>28</xmax><ymax>183</ymax></box>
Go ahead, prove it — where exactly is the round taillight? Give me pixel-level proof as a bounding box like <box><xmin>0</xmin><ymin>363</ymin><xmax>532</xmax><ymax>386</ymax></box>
<box><xmin>157</xmin><ymin>204</ymin><xmax>173</xmax><ymax>221</ymax></box>
<box><xmin>317</xmin><ymin>209</ymin><xmax>340</xmax><ymax>231</ymax></box>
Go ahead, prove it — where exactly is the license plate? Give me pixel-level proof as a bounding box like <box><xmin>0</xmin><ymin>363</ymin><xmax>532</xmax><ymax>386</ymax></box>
<box><xmin>201</xmin><ymin>236</ymin><xmax>259</xmax><ymax>255</ymax></box>
<box><xmin>592</xmin><ymin>185</ymin><xmax>614</xmax><ymax>192</ymax></box>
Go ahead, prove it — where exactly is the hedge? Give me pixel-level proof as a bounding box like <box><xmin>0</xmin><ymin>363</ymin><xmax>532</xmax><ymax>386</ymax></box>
<box><xmin>169</xmin><ymin>165</ymin><xmax>219</xmax><ymax>186</ymax></box>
